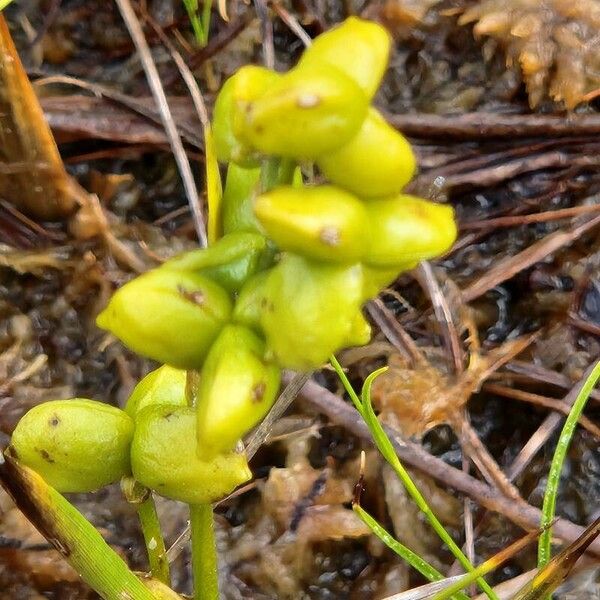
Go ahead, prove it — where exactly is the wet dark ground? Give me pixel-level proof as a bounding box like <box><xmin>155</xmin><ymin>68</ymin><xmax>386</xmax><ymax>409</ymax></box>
<box><xmin>2</xmin><ymin>0</ymin><xmax>600</xmax><ymax>598</ymax></box>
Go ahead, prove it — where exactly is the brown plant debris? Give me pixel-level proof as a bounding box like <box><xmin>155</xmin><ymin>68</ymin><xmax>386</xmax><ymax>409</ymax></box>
<box><xmin>460</xmin><ymin>0</ymin><xmax>600</xmax><ymax>108</ymax></box>
<box><xmin>0</xmin><ymin>15</ymin><xmax>75</xmax><ymax>219</ymax></box>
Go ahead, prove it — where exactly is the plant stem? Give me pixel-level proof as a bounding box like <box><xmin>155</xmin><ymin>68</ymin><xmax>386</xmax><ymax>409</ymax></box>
<box><xmin>538</xmin><ymin>360</ymin><xmax>600</xmax><ymax>576</ymax></box>
<box><xmin>260</xmin><ymin>157</ymin><xmax>282</xmax><ymax>192</ymax></box>
<box><xmin>353</xmin><ymin>504</ymin><xmax>450</xmax><ymax>586</ymax></box>
<box><xmin>0</xmin><ymin>453</ymin><xmax>156</xmax><ymax>600</ymax></box>
<box><xmin>190</xmin><ymin>503</ymin><xmax>219</xmax><ymax>600</ymax></box>
<box><xmin>138</xmin><ymin>494</ymin><xmax>170</xmax><ymax>585</ymax></box>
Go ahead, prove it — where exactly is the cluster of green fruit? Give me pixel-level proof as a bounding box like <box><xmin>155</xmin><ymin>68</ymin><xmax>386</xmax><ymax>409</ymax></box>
<box><xmin>9</xmin><ymin>17</ymin><xmax>456</xmax><ymax>506</ymax></box>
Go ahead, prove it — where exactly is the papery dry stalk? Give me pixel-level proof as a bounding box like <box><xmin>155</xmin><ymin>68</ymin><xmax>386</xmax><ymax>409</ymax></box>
<box><xmin>0</xmin><ymin>15</ymin><xmax>75</xmax><ymax>220</ymax></box>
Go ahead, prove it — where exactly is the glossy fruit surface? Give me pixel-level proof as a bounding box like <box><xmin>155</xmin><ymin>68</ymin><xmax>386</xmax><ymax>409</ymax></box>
<box><xmin>261</xmin><ymin>254</ymin><xmax>370</xmax><ymax>369</ymax></box>
<box><xmin>131</xmin><ymin>405</ymin><xmax>251</xmax><ymax>504</ymax></box>
<box><xmin>317</xmin><ymin>108</ymin><xmax>416</xmax><ymax>198</ymax></box>
<box><xmin>11</xmin><ymin>399</ymin><xmax>134</xmax><ymax>492</ymax></box>
<box><xmin>365</xmin><ymin>195</ymin><xmax>457</xmax><ymax>268</ymax></box>
<box><xmin>232</xmin><ymin>271</ymin><xmax>269</xmax><ymax>332</ymax></box>
<box><xmin>125</xmin><ymin>365</ymin><xmax>187</xmax><ymax>418</ymax></box>
<box><xmin>196</xmin><ymin>324</ymin><xmax>280</xmax><ymax>455</ymax></box>
<box><xmin>96</xmin><ymin>269</ymin><xmax>232</xmax><ymax>369</ymax></box>
<box><xmin>213</xmin><ymin>65</ymin><xmax>279</xmax><ymax>166</ymax></box>
<box><xmin>234</xmin><ymin>64</ymin><xmax>369</xmax><ymax>159</ymax></box>
<box><xmin>298</xmin><ymin>17</ymin><xmax>391</xmax><ymax>99</ymax></box>
<box><xmin>254</xmin><ymin>185</ymin><xmax>368</xmax><ymax>263</ymax></box>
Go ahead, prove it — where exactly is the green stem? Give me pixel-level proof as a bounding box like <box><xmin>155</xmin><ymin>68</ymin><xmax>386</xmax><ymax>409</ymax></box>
<box><xmin>138</xmin><ymin>494</ymin><xmax>170</xmax><ymax>585</ymax></box>
<box><xmin>260</xmin><ymin>157</ymin><xmax>282</xmax><ymax>192</ymax></box>
<box><xmin>190</xmin><ymin>503</ymin><xmax>219</xmax><ymax>600</ymax></box>
<box><xmin>353</xmin><ymin>505</ymin><xmax>449</xmax><ymax>585</ymax></box>
<box><xmin>538</xmin><ymin>360</ymin><xmax>600</xmax><ymax>575</ymax></box>
<box><xmin>330</xmin><ymin>356</ymin><xmax>499</xmax><ymax>600</ymax></box>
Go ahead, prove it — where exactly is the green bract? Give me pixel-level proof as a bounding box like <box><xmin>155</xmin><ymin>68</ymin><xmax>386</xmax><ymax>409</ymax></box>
<box><xmin>298</xmin><ymin>17</ymin><xmax>391</xmax><ymax>99</ymax></box>
<box><xmin>365</xmin><ymin>195</ymin><xmax>457</xmax><ymax>268</ymax></box>
<box><xmin>96</xmin><ymin>269</ymin><xmax>232</xmax><ymax>369</ymax></box>
<box><xmin>222</xmin><ymin>164</ymin><xmax>262</xmax><ymax>235</ymax></box>
<box><xmin>161</xmin><ymin>231</ymin><xmax>268</xmax><ymax>294</ymax></box>
<box><xmin>11</xmin><ymin>399</ymin><xmax>133</xmax><ymax>493</ymax></box>
<box><xmin>234</xmin><ymin>63</ymin><xmax>369</xmax><ymax>159</ymax></box>
<box><xmin>125</xmin><ymin>365</ymin><xmax>187</xmax><ymax>418</ymax></box>
<box><xmin>317</xmin><ymin>108</ymin><xmax>416</xmax><ymax>198</ymax></box>
<box><xmin>261</xmin><ymin>254</ymin><xmax>370</xmax><ymax>370</ymax></box>
<box><xmin>196</xmin><ymin>324</ymin><xmax>281</xmax><ymax>456</ymax></box>
<box><xmin>213</xmin><ymin>65</ymin><xmax>280</xmax><ymax>166</ymax></box>
<box><xmin>131</xmin><ymin>405</ymin><xmax>252</xmax><ymax>504</ymax></box>
<box><xmin>254</xmin><ymin>185</ymin><xmax>369</xmax><ymax>263</ymax></box>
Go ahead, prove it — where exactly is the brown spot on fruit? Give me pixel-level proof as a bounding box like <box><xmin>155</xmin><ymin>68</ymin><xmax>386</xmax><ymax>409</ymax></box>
<box><xmin>252</xmin><ymin>381</ymin><xmax>266</xmax><ymax>403</ymax></box>
<box><xmin>40</xmin><ymin>449</ymin><xmax>55</xmax><ymax>463</ymax></box>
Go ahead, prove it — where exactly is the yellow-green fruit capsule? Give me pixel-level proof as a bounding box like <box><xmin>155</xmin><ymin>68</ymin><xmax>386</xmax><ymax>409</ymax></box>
<box><xmin>222</xmin><ymin>164</ymin><xmax>262</xmax><ymax>235</ymax></box>
<box><xmin>125</xmin><ymin>365</ymin><xmax>187</xmax><ymax>418</ymax></box>
<box><xmin>254</xmin><ymin>185</ymin><xmax>368</xmax><ymax>263</ymax></box>
<box><xmin>162</xmin><ymin>232</ymin><xmax>268</xmax><ymax>294</ymax></box>
<box><xmin>317</xmin><ymin>108</ymin><xmax>416</xmax><ymax>198</ymax></box>
<box><xmin>96</xmin><ymin>270</ymin><xmax>232</xmax><ymax>369</ymax></box>
<box><xmin>131</xmin><ymin>405</ymin><xmax>252</xmax><ymax>504</ymax></box>
<box><xmin>365</xmin><ymin>195</ymin><xmax>457</xmax><ymax>268</ymax></box>
<box><xmin>234</xmin><ymin>64</ymin><xmax>369</xmax><ymax>159</ymax></box>
<box><xmin>362</xmin><ymin>265</ymin><xmax>401</xmax><ymax>299</ymax></box>
<box><xmin>298</xmin><ymin>17</ymin><xmax>391</xmax><ymax>99</ymax></box>
<box><xmin>196</xmin><ymin>324</ymin><xmax>281</xmax><ymax>456</ymax></box>
<box><xmin>213</xmin><ymin>66</ymin><xmax>280</xmax><ymax>166</ymax></box>
<box><xmin>11</xmin><ymin>399</ymin><xmax>134</xmax><ymax>493</ymax></box>
<box><xmin>261</xmin><ymin>255</ymin><xmax>370</xmax><ymax>370</ymax></box>
<box><xmin>233</xmin><ymin>271</ymin><xmax>268</xmax><ymax>332</ymax></box>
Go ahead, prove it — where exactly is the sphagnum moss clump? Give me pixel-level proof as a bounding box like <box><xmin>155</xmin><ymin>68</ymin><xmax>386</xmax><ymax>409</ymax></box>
<box><xmin>9</xmin><ymin>16</ymin><xmax>457</xmax><ymax>600</ymax></box>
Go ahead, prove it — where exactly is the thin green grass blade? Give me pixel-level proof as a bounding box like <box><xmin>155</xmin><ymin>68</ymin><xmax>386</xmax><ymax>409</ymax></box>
<box><xmin>538</xmin><ymin>360</ymin><xmax>600</xmax><ymax>576</ymax></box>
<box><xmin>182</xmin><ymin>0</ymin><xmax>206</xmax><ymax>45</ymax></box>
<box><xmin>353</xmin><ymin>505</ymin><xmax>463</xmax><ymax>594</ymax></box>
<box><xmin>330</xmin><ymin>358</ymin><xmax>499</xmax><ymax>600</ymax></box>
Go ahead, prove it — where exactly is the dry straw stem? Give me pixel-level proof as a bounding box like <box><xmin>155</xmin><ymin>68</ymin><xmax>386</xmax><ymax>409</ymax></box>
<box><xmin>0</xmin><ymin>14</ymin><xmax>74</xmax><ymax>219</ymax></box>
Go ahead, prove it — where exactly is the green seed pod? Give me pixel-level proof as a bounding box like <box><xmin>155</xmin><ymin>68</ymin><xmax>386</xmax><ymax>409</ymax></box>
<box><xmin>131</xmin><ymin>405</ymin><xmax>252</xmax><ymax>504</ymax></box>
<box><xmin>96</xmin><ymin>269</ymin><xmax>232</xmax><ymax>369</ymax></box>
<box><xmin>212</xmin><ymin>65</ymin><xmax>280</xmax><ymax>166</ymax></box>
<box><xmin>365</xmin><ymin>195</ymin><xmax>457</xmax><ymax>268</ymax></box>
<box><xmin>162</xmin><ymin>232</ymin><xmax>269</xmax><ymax>294</ymax></box>
<box><xmin>298</xmin><ymin>17</ymin><xmax>391</xmax><ymax>99</ymax></box>
<box><xmin>11</xmin><ymin>399</ymin><xmax>134</xmax><ymax>493</ymax></box>
<box><xmin>261</xmin><ymin>254</ymin><xmax>370</xmax><ymax>370</ymax></box>
<box><xmin>196</xmin><ymin>324</ymin><xmax>281</xmax><ymax>456</ymax></box>
<box><xmin>232</xmin><ymin>271</ymin><xmax>269</xmax><ymax>332</ymax></box>
<box><xmin>125</xmin><ymin>365</ymin><xmax>187</xmax><ymax>418</ymax></box>
<box><xmin>222</xmin><ymin>164</ymin><xmax>262</xmax><ymax>235</ymax></box>
<box><xmin>234</xmin><ymin>63</ymin><xmax>369</xmax><ymax>159</ymax></box>
<box><xmin>254</xmin><ymin>185</ymin><xmax>369</xmax><ymax>263</ymax></box>
<box><xmin>317</xmin><ymin>108</ymin><xmax>416</xmax><ymax>198</ymax></box>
